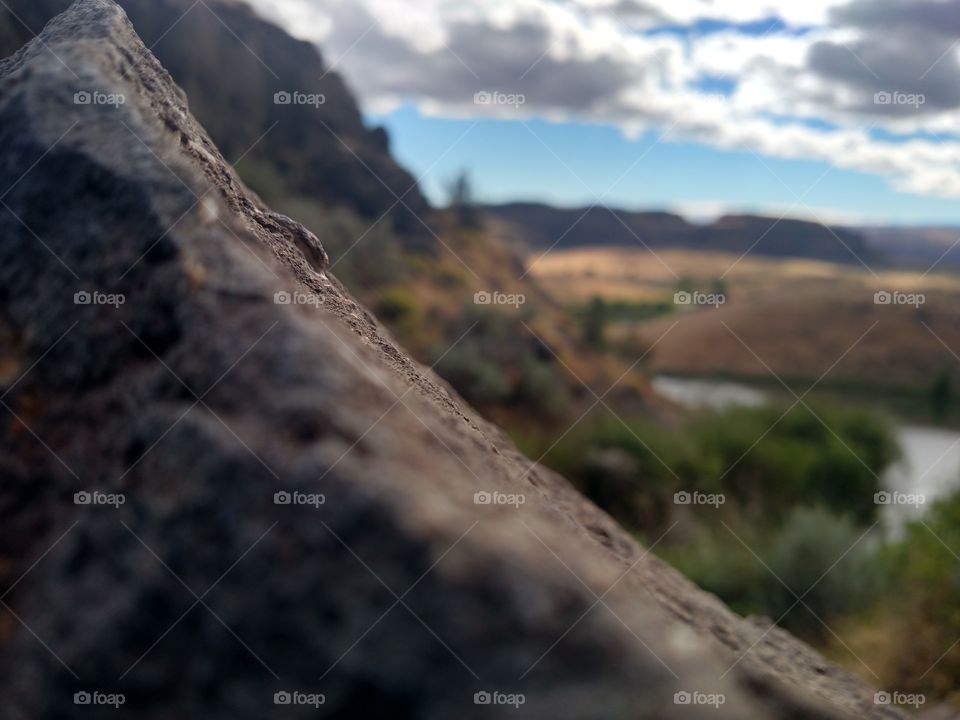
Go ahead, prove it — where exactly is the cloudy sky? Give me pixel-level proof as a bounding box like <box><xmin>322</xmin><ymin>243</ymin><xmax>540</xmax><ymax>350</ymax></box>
<box><xmin>247</xmin><ymin>0</ymin><xmax>960</xmax><ymax>225</ymax></box>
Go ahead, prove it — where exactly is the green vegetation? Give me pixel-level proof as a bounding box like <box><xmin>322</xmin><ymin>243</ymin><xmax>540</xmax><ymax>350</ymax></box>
<box><xmin>666</xmin><ymin>507</ymin><xmax>887</xmax><ymax>640</ymax></box>
<box><xmin>535</xmin><ymin>402</ymin><xmax>898</xmax><ymax>529</ymax></box>
<box><xmin>522</xmin><ymin>402</ymin><xmax>901</xmax><ymax>643</ymax></box>
<box><xmin>581</xmin><ymin>296</ymin><xmax>608</xmax><ymax>349</ymax></box>
<box><xmin>446</xmin><ymin>170</ymin><xmax>483</xmax><ymax>229</ymax></box>
<box><xmin>931</xmin><ymin>369</ymin><xmax>954</xmax><ymax>422</ymax></box>
<box><xmin>847</xmin><ymin>491</ymin><xmax>960</xmax><ymax>698</ymax></box>
<box><xmin>434</xmin><ymin>306</ymin><xmax>572</xmax><ymax>421</ymax></box>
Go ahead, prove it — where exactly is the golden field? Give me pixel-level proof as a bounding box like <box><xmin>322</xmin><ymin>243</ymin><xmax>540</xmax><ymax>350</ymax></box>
<box><xmin>528</xmin><ymin>247</ymin><xmax>960</xmax><ymax>391</ymax></box>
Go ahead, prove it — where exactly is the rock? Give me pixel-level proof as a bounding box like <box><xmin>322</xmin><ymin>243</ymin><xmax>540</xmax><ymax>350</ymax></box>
<box><xmin>0</xmin><ymin>2</ymin><xmax>905</xmax><ymax>719</ymax></box>
<box><xmin>0</xmin><ymin>0</ymin><xmax>431</xmax><ymax>235</ymax></box>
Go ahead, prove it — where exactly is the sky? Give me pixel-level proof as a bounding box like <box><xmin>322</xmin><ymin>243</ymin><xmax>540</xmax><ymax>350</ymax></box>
<box><xmin>245</xmin><ymin>0</ymin><xmax>960</xmax><ymax>226</ymax></box>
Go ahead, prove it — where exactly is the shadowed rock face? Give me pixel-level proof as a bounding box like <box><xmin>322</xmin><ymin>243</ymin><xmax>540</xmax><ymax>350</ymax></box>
<box><xmin>0</xmin><ymin>0</ymin><xmax>430</xmax><ymax>235</ymax></box>
<box><xmin>0</xmin><ymin>2</ymin><xmax>903</xmax><ymax>719</ymax></box>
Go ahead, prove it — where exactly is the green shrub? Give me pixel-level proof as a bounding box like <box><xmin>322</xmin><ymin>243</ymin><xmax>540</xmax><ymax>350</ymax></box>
<box><xmin>872</xmin><ymin>491</ymin><xmax>960</xmax><ymax>696</ymax></box>
<box><xmin>667</xmin><ymin>506</ymin><xmax>886</xmax><ymax>641</ymax></box>
<box><xmin>375</xmin><ymin>286</ymin><xmax>418</xmax><ymax>335</ymax></box>
<box><xmin>433</xmin><ymin>341</ymin><xmax>511</xmax><ymax>408</ymax></box>
<box><xmin>762</xmin><ymin>506</ymin><xmax>885</xmax><ymax>638</ymax></box>
<box><xmin>537</xmin><ymin>402</ymin><xmax>899</xmax><ymax>533</ymax></box>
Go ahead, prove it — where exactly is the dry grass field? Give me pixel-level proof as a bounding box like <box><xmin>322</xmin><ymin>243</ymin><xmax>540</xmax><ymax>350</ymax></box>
<box><xmin>529</xmin><ymin>247</ymin><xmax>960</xmax><ymax>392</ymax></box>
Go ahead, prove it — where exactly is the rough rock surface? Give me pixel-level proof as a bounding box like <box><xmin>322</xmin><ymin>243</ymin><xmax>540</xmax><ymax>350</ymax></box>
<box><xmin>0</xmin><ymin>0</ymin><xmax>431</xmax><ymax>234</ymax></box>
<box><xmin>0</xmin><ymin>2</ymin><xmax>904</xmax><ymax>718</ymax></box>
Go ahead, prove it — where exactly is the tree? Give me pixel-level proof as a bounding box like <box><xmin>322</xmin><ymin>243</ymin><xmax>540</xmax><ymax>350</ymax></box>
<box><xmin>931</xmin><ymin>370</ymin><xmax>953</xmax><ymax>422</ymax></box>
<box><xmin>446</xmin><ymin>170</ymin><xmax>482</xmax><ymax>228</ymax></box>
<box><xmin>582</xmin><ymin>296</ymin><xmax>607</xmax><ymax>349</ymax></box>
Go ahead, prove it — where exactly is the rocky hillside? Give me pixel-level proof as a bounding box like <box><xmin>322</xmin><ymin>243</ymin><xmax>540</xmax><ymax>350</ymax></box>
<box><xmin>489</xmin><ymin>202</ymin><xmax>876</xmax><ymax>265</ymax></box>
<box><xmin>0</xmin><ymin>1</ymin><xmax>906</xmax><ymax>718</ymax></box>
<box><xmin>0</xmin><ymin>0</ymin><xmax>646</xmax><ymax>432</ymax></box>
<box><xmin>0</xmin><ymin>0</ymin><xmax>429</xmax><ymax>234</ymax></box>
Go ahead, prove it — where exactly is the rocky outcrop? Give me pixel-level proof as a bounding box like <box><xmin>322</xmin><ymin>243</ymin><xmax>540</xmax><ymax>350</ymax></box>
<box><xmin>0</xmin><ymin>0</ymin><xmax>430</xmax><ymax>234</ymax></box>
<box><xmin>0</xmin><ymin>2</ymin><xmax>904</xmax><ymax>718</ymax></box>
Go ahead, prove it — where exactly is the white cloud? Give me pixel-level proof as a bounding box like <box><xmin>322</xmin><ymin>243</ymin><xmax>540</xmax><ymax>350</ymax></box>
<box><xmin>245</xmin><ymin>0</ymin><xmax>960</xmax><ymax>200</ymax></box>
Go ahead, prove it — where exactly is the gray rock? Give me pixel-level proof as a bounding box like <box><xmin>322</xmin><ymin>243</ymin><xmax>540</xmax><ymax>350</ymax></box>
<box><xmin>0</xmin><ymin>1</ymin><xmax>905</xmax><ymax>718</ymax></box>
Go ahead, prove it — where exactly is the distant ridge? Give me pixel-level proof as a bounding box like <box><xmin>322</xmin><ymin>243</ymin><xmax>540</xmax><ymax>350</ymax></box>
<box><xmin>488</xmin><ymin>202</ymin><xmax>876</xmax><ymax>265</ymax></box>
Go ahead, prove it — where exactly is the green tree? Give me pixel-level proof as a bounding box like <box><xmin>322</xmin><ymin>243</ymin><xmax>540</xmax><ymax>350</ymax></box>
<box><xmin>931</xmin><ymin>369</ymin><xmax>952</xmax><ymax>422</ymax></box>
<box><xmin>582</xmin><ymin>296</ymin><xmax>608</xmax><ymax>349</ymax></box>
<box><xmin>446</xmin><ymin>170</ymin><xmax>482</xmax><ymax>228</ymax></box>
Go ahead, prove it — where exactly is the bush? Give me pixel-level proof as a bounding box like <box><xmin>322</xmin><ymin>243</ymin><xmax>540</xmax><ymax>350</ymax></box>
<box><xmin>870</xmin><ymin>491</ymin><xmax>960</xmax><ymax>696</ymax></box>
<box><xmin>537</xmin><ymin>402</ymin><xmax>899</xmax><ymax>533</ymax></box>
<box><xmin>434</xmin><ymin>341</ymin><xmax>511</xmax><ymax>408</ymax></box>
<box><xmin>667</xmin><ymin>506</ymin><xmax>886</xmax><ymax>641</ymax></box>
<box><xmin>375</xmin><ymin>286</ymin><xmax>418</xmax><ymax>336</ymax></box>
<box><xmin>762</xmin><ymin>506</ymin><xmax>885</xmax><ymax>638</ymax></box>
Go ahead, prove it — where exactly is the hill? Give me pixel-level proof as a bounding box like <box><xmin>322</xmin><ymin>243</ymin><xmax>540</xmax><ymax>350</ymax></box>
<box><xmin>489</xmin><ymin>202</ymin><xmax>877</xmax><ymax>265</ymax></box>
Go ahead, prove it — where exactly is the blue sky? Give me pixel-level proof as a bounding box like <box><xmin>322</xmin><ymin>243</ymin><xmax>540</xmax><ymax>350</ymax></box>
<box><xmin>251</xmin><ymin>0</ymin><xmax>960</xmax><ymax>226</ymax></box>
<box><xmin>368</xmin><ymin>105</ymin><xmax>960</xmax><ymax>225</ymax></box>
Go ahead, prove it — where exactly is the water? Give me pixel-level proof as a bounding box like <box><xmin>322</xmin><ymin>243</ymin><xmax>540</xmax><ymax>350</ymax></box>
<box><xmin>651</xmin><ymin>376</ymin><xmax>767</xmax><ymax>411</ymax></box>
<box><xmin>883</xmin><ymin>425</ymin><xmax>960</xmax><ymax>529</ymax></box>
<box><xmin>653</xmin><ymin>375</ymin><xmax>960</xmax><ymax>531</ymax></box>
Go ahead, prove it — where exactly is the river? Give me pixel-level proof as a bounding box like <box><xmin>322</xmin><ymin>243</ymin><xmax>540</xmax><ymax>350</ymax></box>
<box><xmin>652</xmin><ymin>375</ymin><xmax>960</xmax><ymax>531</ymax></box>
